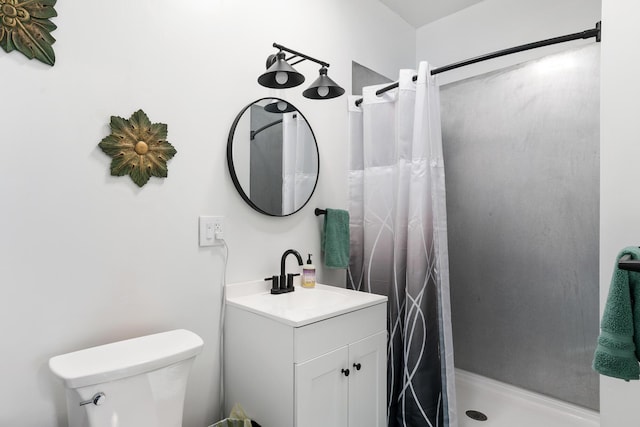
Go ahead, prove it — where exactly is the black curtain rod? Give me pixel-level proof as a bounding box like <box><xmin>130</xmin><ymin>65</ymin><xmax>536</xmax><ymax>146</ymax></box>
<box><xmin>250</xmin><ymin>119</ymin><xmax>282</xmax><ymax>140</ymax></box>
<box><xmin>250</xmin><ymin>113</ymin><xmax>298</xmax><ymax>140</ymax></box>
<box><xmin>354</xmin><ymin>21</ymin><xmax>601</xmax><ymax>107</ymax></box>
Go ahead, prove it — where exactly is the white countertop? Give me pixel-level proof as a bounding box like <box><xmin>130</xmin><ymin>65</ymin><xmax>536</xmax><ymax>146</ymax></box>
<box><xmin>225</xmin><ymin>280</ymin><xmax>387</xmax><ymax>327</ymax></box>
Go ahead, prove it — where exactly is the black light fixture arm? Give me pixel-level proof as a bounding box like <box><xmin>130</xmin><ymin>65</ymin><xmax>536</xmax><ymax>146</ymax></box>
<box><xmin>259</xmin><ymin>42</ymin><xmax>345</xmax><ymax>99</ymax></box>
<box><xmin>272</xmin><ymin>43</ymin><xmax>330</xmax><ymax>68</ymax></box>
<box><xmin>289</xmin><ymin>57</ymin><xmax>306</xmax><ymax>66</ymax></box>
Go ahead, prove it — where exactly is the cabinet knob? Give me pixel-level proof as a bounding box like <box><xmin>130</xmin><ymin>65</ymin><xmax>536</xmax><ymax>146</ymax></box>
<box><xmin>353</xmin><ymin>363</ymin><xmax>362</xmax><ymax>371</ymax></box>
<box><xmin>341</xmin><ymin>368</ymin><xmax>350</xmax><ymax>377</ymax></box>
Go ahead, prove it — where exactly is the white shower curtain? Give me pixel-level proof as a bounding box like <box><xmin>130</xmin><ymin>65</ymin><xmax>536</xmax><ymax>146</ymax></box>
<box><xmin>282</xmin><ymin>112</ymin><xmax>316</xmax><ymax>213</ymax></box>
<box><xmin>348</xmin><ymin>62</ymin><xmax>457</xmax><ymax>427</ymax></box>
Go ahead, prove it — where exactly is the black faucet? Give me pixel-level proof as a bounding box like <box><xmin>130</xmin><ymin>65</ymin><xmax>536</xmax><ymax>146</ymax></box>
<box><xmin>266</xmin><ymin>249</ymin><xmax>303</xmax><ymax>294</ymax></box>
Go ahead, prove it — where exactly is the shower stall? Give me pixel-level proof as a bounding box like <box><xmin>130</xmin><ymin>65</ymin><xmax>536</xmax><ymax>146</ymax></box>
<box><xmin>441</xmin><ymin>44</ymin><xmax>600</xmax><ymax>426</ymax></box>
<box><xmin>351</xmin><ymin>29</ymin><xmax>601</xmax><ymax>427</ymax></box>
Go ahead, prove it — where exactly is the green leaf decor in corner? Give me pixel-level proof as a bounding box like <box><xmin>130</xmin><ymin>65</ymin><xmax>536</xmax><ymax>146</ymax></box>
<box><xmin>98</xmin><ymin>110</ymin><xmax>177</xmax><ymax>188</ymax></box>
<box><xmin>0</xmin><ymin>0</ymin><xmax>57</xmax><ymax>66</ymax></box>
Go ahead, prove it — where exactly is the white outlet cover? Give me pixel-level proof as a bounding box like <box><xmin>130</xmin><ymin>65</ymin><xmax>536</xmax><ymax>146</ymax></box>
<box><xmin>199</xmin><ymin>216</ymin><xmax>224</xmax><ymax>247</ymax></box>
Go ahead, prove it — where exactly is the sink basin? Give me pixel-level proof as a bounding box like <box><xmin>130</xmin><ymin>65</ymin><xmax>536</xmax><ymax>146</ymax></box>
<box><xmin>226</xmin><ymin>281</ymin><xmax>387</xmax><ymax>327</ymax></box>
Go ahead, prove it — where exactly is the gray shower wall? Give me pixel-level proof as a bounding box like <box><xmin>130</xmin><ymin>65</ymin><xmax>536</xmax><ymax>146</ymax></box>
<box><xmin>250</xmin><ymin>105</ymin><xmax>283</xmax><ymax>215</ymax></box>
<box><xmin>440</xmin><ymin>45</ymin><xmax>600</xmax><ymax>410</ymax></box>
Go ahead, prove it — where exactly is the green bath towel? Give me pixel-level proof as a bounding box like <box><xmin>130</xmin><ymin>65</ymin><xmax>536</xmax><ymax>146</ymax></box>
<box><xmin>321</xmin><ymin>208</ymin><xmax>350</xmax><ymax>269</ymax></box>
<box><xmin>593</xmin><ymin>246</ymin><xmax>640</xmax><ymax>381</ymax></box>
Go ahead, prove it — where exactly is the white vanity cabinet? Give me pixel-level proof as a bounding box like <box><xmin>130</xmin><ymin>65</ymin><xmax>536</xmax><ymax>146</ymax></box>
<box><xmin>295</xmin><ymin>330</ymin><xmax>386</xmax><ymax>427</ymax></box>
<box><xmin>224</xmin><ymin>282</ymin><xmax>387</xmax><ymax>427</ymax></box>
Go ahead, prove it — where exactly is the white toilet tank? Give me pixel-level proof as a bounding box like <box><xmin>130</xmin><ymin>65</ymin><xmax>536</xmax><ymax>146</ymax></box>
<box><xmin>49</xmin><ymin>329</ymin><xmax>204</xmax><ymax>427</ymax></box>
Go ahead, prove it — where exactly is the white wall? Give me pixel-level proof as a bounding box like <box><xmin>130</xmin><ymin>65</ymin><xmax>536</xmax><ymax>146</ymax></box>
<box><xmin>416</xmin><ymin>0</ymin><xmax>602</xmax><ymax>85</ymax></box>
<box><xmin>0</xmin><ymin>1</ymin><xmax>415</xmax><ymax>426</ymax></box>
<box><xmin>600</xmin><ymin>0</ymin><xmax>640</xmax><ymax>425</ymax></box>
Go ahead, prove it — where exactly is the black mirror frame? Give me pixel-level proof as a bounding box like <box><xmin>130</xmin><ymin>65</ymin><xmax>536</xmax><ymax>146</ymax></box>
<box><xmin>226</xmin><ymin>97</ymin><xmax>320</xmax><ymax>217</ymax></box>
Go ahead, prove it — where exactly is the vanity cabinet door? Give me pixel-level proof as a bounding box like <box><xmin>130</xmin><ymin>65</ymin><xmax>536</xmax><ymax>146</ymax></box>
<box><xmin>295</xmin><ymin>345</ymin><xmax>349</xmax><ymax>427</ymax></box>
<box><xmin>348</xmin><ymin>331</ymin><xmax>387</xmax><ymax>427</ymax></box>
<box><xmin>294</xmin><ymin>331</ymin><xmax>387</xmax><ymax>427</ymax></box>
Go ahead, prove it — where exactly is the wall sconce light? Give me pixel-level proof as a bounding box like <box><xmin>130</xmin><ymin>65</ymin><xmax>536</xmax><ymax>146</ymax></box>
<box><xmin>258</xmin><ymin>43</ymin><xmax>345</xmax><ymax>100</ymax></box>
<box><xmin>264</xmin><ymin>99</ymin><xmax>297</xmax><ymax>113</ymax></box>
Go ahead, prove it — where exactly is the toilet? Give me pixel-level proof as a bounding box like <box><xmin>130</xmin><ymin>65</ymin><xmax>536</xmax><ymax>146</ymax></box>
<box><xmin>49</xmin><ymin>329</ymin><xmax>204</xmax><ymax>427</ymax></box>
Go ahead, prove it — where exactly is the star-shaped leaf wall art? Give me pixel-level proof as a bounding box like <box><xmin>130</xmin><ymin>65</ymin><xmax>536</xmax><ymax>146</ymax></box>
<box><xmin>99</xmin><ymin>110</ymin><xmax>177</xmax><ymax>188</ymax></box>
<box><xmin>0</xmin><ymin>0</ymin><xmax>57</xmax><ymax>66</ymax></box>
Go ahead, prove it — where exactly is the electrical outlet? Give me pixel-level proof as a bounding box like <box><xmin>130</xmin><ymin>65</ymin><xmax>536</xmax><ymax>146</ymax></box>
<box><xmin>199</xmin><ymin>216</ymin><xmax>225</xmax><ymax>247</ymax></box>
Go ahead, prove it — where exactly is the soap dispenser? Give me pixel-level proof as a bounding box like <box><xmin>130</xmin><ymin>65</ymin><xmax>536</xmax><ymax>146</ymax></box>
<box><xmin>302</xmin><ymin>254</ymin><xmax>316</xmax><ymax>288</ymax></box>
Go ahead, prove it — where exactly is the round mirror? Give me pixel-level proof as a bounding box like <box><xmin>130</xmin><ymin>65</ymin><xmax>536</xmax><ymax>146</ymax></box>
<box><xmin>227</xmin><ymin>98</ymin><xmax>319</xmax><ymax>216</ymax></box>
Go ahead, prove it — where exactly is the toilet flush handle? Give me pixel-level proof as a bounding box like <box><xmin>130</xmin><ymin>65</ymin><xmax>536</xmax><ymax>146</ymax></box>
<box><xmin>79</xmin><ymin>392</ymin><xmax>106</xmax><ymax>406</ymax></box>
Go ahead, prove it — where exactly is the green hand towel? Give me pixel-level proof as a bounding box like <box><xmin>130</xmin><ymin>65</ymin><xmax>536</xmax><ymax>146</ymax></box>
<box><xmin>593</xmin><ymin>246</ymin><xmax>640</xmax><ymax>381</ymax></box>
<box><xmin>321</xmin><ymin>208</ymin><xmax>350</xmax><ymax>269</ymax></box>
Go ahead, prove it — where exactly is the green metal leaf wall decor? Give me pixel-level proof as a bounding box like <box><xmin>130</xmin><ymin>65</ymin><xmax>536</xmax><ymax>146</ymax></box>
<box><xmin>0</xmin><ymin>0</ymin><xmax>57</xmax><ymax>66</ymax></box>
<box><xmin>99</xmin><ymin>110</ymin><xmax>177</xmax><ymax>188</ymax></box>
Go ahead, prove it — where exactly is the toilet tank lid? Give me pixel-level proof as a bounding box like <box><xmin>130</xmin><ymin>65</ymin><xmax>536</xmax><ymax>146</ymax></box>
<box><xmin>49</xmin><ymin>329</ymin><xmax>204</xmax><ymax>389</ymax></box>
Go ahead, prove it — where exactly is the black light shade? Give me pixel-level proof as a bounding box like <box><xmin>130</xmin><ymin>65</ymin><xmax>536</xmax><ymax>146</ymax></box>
<box><xmin>264</xmin><ymin>100</ymin><xmax>297</xmax><ymax>113</ymax></box>
<box><xmin>302</xmin><ymin>67</ymin><xmax>345</xmax><ymax>100</ymax></box>
<box><xmin>257</xmin><ymin>52</ymin><xmax>305</xmax><ymax>89</ymax></box>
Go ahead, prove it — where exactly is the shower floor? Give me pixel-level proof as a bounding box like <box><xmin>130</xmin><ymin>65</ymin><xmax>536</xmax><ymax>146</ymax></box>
<box><xmin>455</xmin><ymin>369</ymin><xmax>599</xmax><ymax>427</ymax></box>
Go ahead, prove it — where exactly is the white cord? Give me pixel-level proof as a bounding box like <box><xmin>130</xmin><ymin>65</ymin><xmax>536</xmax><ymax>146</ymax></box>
<box><xmin>218</xmin><ymin>238</ymin><xmax>229</xmax><ymax>421</ymax></box>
